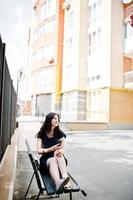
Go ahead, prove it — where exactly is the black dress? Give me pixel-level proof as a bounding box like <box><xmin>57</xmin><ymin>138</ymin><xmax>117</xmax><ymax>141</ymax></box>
<box><xmin>40</xmin><ymin>130</ymin><xmax>66</xmax><ymax>171</ymax></box>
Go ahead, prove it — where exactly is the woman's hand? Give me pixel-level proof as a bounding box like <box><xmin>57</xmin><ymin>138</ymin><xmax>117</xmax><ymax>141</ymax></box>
<box><xmin>51</xmin><ymin>143</ymin><xmax>61</xmax><ymax>152</ymax></box>
<box><xmin>54</xmin><ymin>149</ymin><xmax>64</xmax><ymax>157</ymax></box>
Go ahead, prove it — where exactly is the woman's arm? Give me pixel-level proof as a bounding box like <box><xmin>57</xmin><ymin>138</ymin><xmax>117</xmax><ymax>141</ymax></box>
<box><xmin>58</xmin><ymin>137</ymin><xmax>65</xmax><ymax>148</ymax></box>
<box><xmin>54</xmin><ymin>137</ymin><xmax>65</xmax><ymax>157</ymax></box>
<box><xmin>37</xmin><ymin>138</ymin><xmax>61</xmax><ymax>154</ymax></box>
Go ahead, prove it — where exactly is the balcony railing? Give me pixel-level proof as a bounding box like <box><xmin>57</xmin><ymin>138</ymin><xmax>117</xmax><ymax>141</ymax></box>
<box><xmin>124</xmin><ymin>71</ymin><xmax>133</xmax><ymax>88</ymax></box>
<box><xmin>124</xmin><ymin>35</ymin><xmax>133</xmax><ymax>56</ymax></box>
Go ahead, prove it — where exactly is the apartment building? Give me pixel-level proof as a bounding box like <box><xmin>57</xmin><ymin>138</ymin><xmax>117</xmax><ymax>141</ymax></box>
<box><xmin>61</xmin><ymin>0</ymin><xmax>88</xmax><ymax>121</ymax></box>
<box><xmin>61</xmin><ymin>0</ymin><xmax>133</xmax><ymax>129</ymax></box>
<box><xmin>30</xmin><ymin>0</ymin><xmax>133</xmax><ymax>129</ymax></box>
<box><xmin>123</xmin><ymin>1</ymin><xmax>133</xmax><ymax>87</ymax></box>
<box><xmin>30</xmin><ymin>0</ymin><xmax>64</xmax><ymax>116</ymax></box>
<box><xmin>86</xmin><ymin>0</ymin><xmax>124</xmax><ymax>125</ymax></box>
<box><xmin>108</xmin><ymin>0</ymin><xmax>133</xmax><ymax>129</ymax></box>
<box><xmin>62</xmin><ymin>0</ymin><xmax>123</xmax><ymax>120</ymax></box>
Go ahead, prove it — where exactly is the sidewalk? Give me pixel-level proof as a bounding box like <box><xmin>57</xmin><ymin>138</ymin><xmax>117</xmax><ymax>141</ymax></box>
<box><xmin>0</xmin><ymin>128</ymin><xmax>19</xmax><ymax>200</ymax></box>
<box><xmin>13</xmin><ymin>121</ymin><xmax>42</xmax><ymax>200</ymax></box>
<box><xmin>1</xmin><ymin>118</ymin><xmax>133</xmax><ymax>200</ymax></box>
<box><xmin>0</xmin><ymin>117</ymin><xmax>42</xmax><ymax>200</ymax></box>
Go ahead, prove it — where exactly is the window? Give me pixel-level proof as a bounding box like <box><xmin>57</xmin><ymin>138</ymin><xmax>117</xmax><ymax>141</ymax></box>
<box><xmin>66</xmin><ymin>64</ymin><xmax>72</xmax><ymax>80</ymax></box>
<box><xmin>96</xmin><ymin>75</ymin><xmax>101</xmax><ymax>80</ymax></box>
<box><xmin>124</xmin><ymin>23</ymin><xmax>127</xmax><ymax>39</ymax></box>
<box><xmin>62</xmin><ymin>93</ymin><xmax>69</xmax><ymax>111</ymax></box>
<box><xmin>40</xmin><ymin>2</ymin><xmax>46</xmax><ymax>21</ymax></box>
<box><xmin>42</xmin><ymin>44</ymin><xmax>55</xmax><ymax>60</ymax></box>
<box><xmin>91</xmin><ymin>76</ymin><xmax>95</xmax><ymax>82</ymax></box>
<box><xmin>40</xmin><ymin>0</ymin><xmax>56</xmax><ymax>22</ymax></box>
<box><xmin>89</xmin><ymin>90</ymin><xmax>101</xmax><ymax>120</ymax></box>
<box><xmin>88</xmin><ymin>0</ymin><xmax>101</xmax><ymax>24</ymax></box>
<box><xmin>66</xmin><ymin>37</ymin><xmax>73</xmax><ymax>49</ymax></box>
<box><xmin>87</xmin><ymin>75</ymin><xmax>101</xmax><ymax>85</ymax></box>
<box><xmin>88</xmin><ymin>0</ymin><xmax>102</xmax><ymax>56</ymax></box>
<box><xmin>66</xmin><ymin>11</ymin><xmax>74</xmax><ymax>28</ymax></box>
<box><xmin>36</xmin><ymin>68</ymin><xmax>55</xmax><ymax>92</ymax></box>
<box><xmin>92</xmin><ymin>31</ymin><xmax>96</xmax><ymax>54</ymax></box>
<box><xmin>35</xmin><ymin>20</ymin><xmax>56</xmax><ymax>41</ymax></box>
<box><xmin>88</xmin><ymin>28</ymin><xmax>102</xmax><ymax>56</ymax></box>
<box><xmin>45</xmin><ymin>0</ymin><xmax>56</xmax><ymax>17</ymax></box>
<box><xmin>88</xmin><ymin>34</ymin><xmax>91</xmax><ymax>55</ymax></box>
<box><xmin>33</xmin><ymin>44</ymin><xmax>55</xmax><ymax>62</ymax></box>
<box><xmin>88</xmin><ymin>6</ymin><xmax>92</xmax><ymax>28</ymax></box>
<box><xmin>65</xmin><ymin>37</ymin><xmax>73</xmax><ymax>61</ymax></box>
<box><xmin>97</xmin><ymin>28</ymin><xmax>102</xmax><ymax>50</ymax></box>
<box><xmin>37</xmin><ymin>48</ymin><xmax>43</xmax><ymax>61</ymax></box>
<box><xmin>124</xmin><ymin>22</ymin><xmax>133</xmax><ymax>39</ymax></box>
<box><xmin>47</xmin><ymin>0</ymin><xmax>52</xmax><ymax>10</ymax></box>
<box><xmin>93</xmin><ymin>3</ymin><xmax>96</xmax><ymax>23</ymax></box>
<box><xmin>32</xmin><ymin>52</ymin><xmax>37</xmax><ymax>63</ymax></box>
<box><xmin>97</xmin><ymin>0</ymin><xmax>101</xmax><ymax>18</ymax></box>
<box><xmin>87</xmin><ymin>77</ymin><xmax>90</xmax><ymax>85</ymax></box>
<box><xmin>62</xmin><ymin>92</ymin><xmax>77</xmax><ymax>111</ymax></box>
<box><xmin>45</xmin><ymin>20</ymin><xmax>56</xmax><ymax>34</ymax></box>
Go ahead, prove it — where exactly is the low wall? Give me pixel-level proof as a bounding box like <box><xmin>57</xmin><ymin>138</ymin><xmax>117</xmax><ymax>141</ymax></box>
<box><xmin>110</xmin><ymin>88</ymin><xmax>133</xmax><ymax>124</ymax></box>
<box><xmin>62</xmin><ymin>121</ymin><xmax>108</xmax><ymax>131</ymax></box>
<box><xmin>62</xmin><ymin>121</ymin><xmax>133</xmax><ymax>131</ymax></box>
<box><xmin>108</xmin><ymin>123</ymin><xmax>133</xmax><ymax>130</ymax></box>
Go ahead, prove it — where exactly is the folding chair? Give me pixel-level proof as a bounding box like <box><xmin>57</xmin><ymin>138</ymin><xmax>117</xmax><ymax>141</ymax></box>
<box><xmin>24</xmin><ymin>139</ymin><xmax>87</xmax><ymax>200</ymax></box>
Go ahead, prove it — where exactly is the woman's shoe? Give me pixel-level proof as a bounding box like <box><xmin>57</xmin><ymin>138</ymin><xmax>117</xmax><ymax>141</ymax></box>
<box><xmin>56</xmin><ymin>177</ymin><xmax>70</xmax><ymax>193</ymax></box>
<box><xmin>64</xmin><ymin>182</ymin><xmax>72</xmax><ymax>190</ymax></box>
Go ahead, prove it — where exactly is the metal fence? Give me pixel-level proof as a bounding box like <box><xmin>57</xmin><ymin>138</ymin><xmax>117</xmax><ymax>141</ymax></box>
<box><xmin>0</xmin><ymin>35</ymin><xmax>17</xmax><ymax>162</ymax></box>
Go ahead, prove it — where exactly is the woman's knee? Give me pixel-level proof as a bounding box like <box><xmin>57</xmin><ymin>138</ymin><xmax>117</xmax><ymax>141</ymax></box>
<box><xmin>56</xmin><ymin>155</ymin><xmax>65</xmax><ymax>163</ymax></box>
<box><xmin>47</xmin><ymin>157</ymin><xmax>57</xmax><ymax>167</ymax></box>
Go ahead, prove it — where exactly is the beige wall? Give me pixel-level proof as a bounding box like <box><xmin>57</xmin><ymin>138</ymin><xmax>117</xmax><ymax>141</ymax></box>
<box><xmin>110</xmin><ymin>0</ymin><xmax>123</xmax><ymax>87</ymax></box>
<box><xmin>110</xmin><ymin>88</ymin><xmax>133</xmax><ymax>123</ymax></box>
<box><xmin>78</xmin><ymin>0</ymin><xmax>88</xmax><ymax>90</ymax></box>
<box><xmin>101</xmin><ymin>0</ymin><xmax>112</xmax><ymax>87</ymax></box>
<box><xmin>62</xmin><ymin>121</ymin><xmax>108</xmax><ymax>131</ymax></box>
<box><xmin>86</xmin><ymin>88</ymin><xmax>110</xmax><ymax>122</ymax></box>
<box><xmin>61</xmin><ymin>87</ymin><xmax>133</xmax><ymax>130</ymax></box>
<box><xmin>62</xmin><ymin>0</ymin><xmax>80</xmax><ymax>91</ymax></box>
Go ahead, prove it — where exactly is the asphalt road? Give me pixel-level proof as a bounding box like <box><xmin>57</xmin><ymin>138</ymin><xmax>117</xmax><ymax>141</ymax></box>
<box><xmin>13</xmin><ymin>122</ymin><xmax>133</xmax><ymax>200</ymax></box>
<box><xmin>65</xmin><ymin>131</ymin><xmax>133</xmax><ymax>200</ymax></box>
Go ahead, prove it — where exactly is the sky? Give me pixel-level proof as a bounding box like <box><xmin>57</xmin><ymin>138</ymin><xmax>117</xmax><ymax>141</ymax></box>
<box><xmin>0</xmin><ymin>0</ymin><xmax>33</xmax><ymax>91</ymax></box>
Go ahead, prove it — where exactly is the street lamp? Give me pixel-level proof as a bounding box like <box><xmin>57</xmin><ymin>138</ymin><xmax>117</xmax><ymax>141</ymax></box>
<box><xmin>16</xmin><ymin>68</ymin><xmax>23</xmax><ymax>122</ymax></box>
<box><xmin>17</xmin><ymin>68</ymin><xmax>23</xmax><ymax>96</ymax></box>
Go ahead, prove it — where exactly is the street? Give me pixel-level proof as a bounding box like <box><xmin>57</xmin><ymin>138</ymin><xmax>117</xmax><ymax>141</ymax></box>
<box><xmin>13</xmin><ymin>122</ymin><xmax>133</xmax><ymax>200</ymax></box>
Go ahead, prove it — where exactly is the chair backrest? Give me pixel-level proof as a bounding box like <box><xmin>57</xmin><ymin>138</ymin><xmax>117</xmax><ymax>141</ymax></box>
<box><xmin>25</xmin><ymin>139</ymin><xmax>43</xmax><ymax>193</ymax></box>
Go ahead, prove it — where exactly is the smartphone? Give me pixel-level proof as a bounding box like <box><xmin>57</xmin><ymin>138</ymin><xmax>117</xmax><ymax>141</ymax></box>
<box><xmin>57</xmin><ymin>140</ymin><xmax>62</xmax><ymax>145</ymax></box>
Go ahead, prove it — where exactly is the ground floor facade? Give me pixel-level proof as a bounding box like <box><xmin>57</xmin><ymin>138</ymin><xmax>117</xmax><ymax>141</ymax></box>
<box><xmin>30</xmin><ymin>87</ymin><xmax>133</xmax><ymax>130</ymax></box>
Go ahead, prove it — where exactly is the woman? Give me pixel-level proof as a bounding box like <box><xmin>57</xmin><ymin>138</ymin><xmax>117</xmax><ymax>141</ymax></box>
<box><xmin>36</xmin><ymin>112</ymin><xmax>71</xmax><ymax>192</ymax></box>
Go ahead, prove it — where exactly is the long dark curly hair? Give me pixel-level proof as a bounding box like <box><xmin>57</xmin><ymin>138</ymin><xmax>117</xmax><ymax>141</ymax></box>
<box><xmin>36</xmin><ymin>112</ymin><xmax>60</xmax><ymax>139</ymax></box>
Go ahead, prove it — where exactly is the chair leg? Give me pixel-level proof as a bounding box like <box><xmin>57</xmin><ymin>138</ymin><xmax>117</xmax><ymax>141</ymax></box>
<box><xmin>24</xmin><ymin>172</ymin><xmax>35</xmax><ymax>199</ymax></box>
<box><xmin>69</xmin><ymin>191</ymin><xmax>72</xmax><ymax>200</ymax></box>
<box><xmin>36</xmin><ymin>190</ymin><xmax>41</xmax><ymax>200</ymax></box>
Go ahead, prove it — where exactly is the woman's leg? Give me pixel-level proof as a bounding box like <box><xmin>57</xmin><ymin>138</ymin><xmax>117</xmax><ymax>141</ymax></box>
<box><xmin>46</xmin><ymin>157</ymin><xmax>61</xmax><ymax>187</ymax></box>
<box><xmin>47</xmin><ymin>157</ymin><xmax>70</xmax><ymax>191</ymax></box>
<box><xmin>55</xmin><ymin>156</ymin><xmax>68</xmax><ymax>179</ymax></box>
<box><xmin>55</xmin><ymin>156</ymin><xmax>72</xmax><ymax>189</ymax></box>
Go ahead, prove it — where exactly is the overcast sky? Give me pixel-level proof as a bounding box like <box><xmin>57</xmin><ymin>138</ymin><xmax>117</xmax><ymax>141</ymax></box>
<box><xmin>0</xmin><ymin>0</ymin><xmax>33</xmax><ymax>90</ymax></box>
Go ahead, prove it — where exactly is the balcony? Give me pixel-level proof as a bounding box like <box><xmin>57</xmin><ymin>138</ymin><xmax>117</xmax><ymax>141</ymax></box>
<box><xmin>124</xmin><ymin>70</ymin><xmax>133</xmax><ymax>88</ymax></box>
<box><xmin>63</xmin><ymin>0</ymin><xmax>71</xmax><ymax>9</ymax></box>
<box><xmin>124</xmin><ymin>35</ymin><xmax>133</xmax><ymax>57</ymax></box>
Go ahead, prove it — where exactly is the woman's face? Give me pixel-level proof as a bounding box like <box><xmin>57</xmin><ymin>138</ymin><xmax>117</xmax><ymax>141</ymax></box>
<box><xmin>51</xmin><ymin>114</ymin><xmax>59</xmax><ymax>128</ymax></box>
